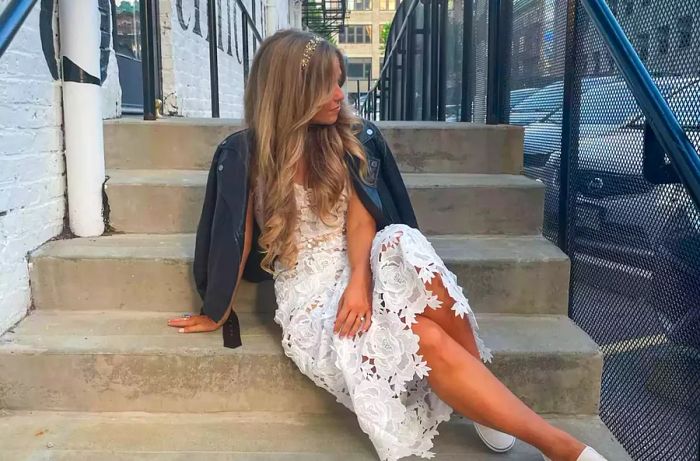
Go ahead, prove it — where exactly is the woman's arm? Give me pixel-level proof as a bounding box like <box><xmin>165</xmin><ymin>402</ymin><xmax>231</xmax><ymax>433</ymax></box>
<box><xmin>334</xmin><ymin>182</ymin><xmax>376</xmax><ymax>339</ymax></box>
<box><xmin>228</xmin><ymin>188</ymin><xmax>255</xmax><ymax>313</ymax></box>
<box><xmin>168</xmin><ymin>189</ymin><xmax>255</xmax><ymax>333</ymax></box>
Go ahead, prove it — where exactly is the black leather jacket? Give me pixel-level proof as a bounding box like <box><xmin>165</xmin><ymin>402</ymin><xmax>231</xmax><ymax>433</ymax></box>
<box><xmin>193</xmin><ymin>118</ymin><xmax>418</xmax><ymax>348</ymax></box>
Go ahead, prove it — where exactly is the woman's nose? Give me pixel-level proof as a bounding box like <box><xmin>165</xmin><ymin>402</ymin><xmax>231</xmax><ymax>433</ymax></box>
<box><xmin>334</xmin><ymin>85</ymin><xmax>344</xmax><ymax>102</ymax></box>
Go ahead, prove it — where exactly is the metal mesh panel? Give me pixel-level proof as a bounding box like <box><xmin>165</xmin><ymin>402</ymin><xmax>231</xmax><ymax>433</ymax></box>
<box><xmin>510</xmin><ymin>0</ymin><xmax>569</xmax><ymax>242</ymax></box>
<box><xmin>512</xmin><ymin>0</ymin><xmax>700</xmax><ymax>459</ymax></box>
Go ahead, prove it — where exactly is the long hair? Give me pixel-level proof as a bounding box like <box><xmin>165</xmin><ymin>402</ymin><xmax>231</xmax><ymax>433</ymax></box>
<box><xmin>244</xmin><ymin>29</ymin><xmax>368</xmax><ymax>273</ymax></box>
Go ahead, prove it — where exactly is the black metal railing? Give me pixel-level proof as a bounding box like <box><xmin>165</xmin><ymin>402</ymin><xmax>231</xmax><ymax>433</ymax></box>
<box><xmin>0</xmin><ymin>0</ymin><xmax>38</xmax><ymax>59</ymax></box>
<box><xmin>140</xmin><ymin>0</ymin><xmax>160</xmax><ymax>120</ymax></box>
<box><xmin>140</xmin><ymin>0</ymin><xmax>263</xmax><ymax>120</ymax></box>
<box><xmin>371</xmin><ymin>0</ymin><xmax>700</xmax><ymax>459</ymax></box>
<box><xmin>360</xmin><ymin>0</ymin><xmax>513</xmax><ymax>124</ymax></box>
<box><xmin>209</xmin><ymin>0</ymin><xmax>262</xmax><ymax>118</ymax></box>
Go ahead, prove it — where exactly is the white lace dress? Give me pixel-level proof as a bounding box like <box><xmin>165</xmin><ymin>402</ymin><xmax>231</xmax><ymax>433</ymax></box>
<box><xmin>253</xmin><ymin>179</ymin><xmax>493</xmax><ymax>461</ymax></box>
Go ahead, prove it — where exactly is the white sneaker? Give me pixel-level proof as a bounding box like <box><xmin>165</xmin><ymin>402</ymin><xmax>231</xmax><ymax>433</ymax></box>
<box><xmin>473</xmin><ymin>422</ymin><xmax>516</xmax><ymax>453</ymax></box>
<box><xmin>543</xmin><ymin>446</ymin><xmax>608</xmax><ymax>461</ymax></box>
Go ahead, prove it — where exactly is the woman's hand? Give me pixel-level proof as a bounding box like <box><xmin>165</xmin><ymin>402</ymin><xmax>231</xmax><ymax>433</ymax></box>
<box><xmin>167</xmin><ymin>313</ymin><xmax>226</xmax><ymax>333</ymax></box>
<box><xmin>334</xmin><ymin>275</ymin><xmax>372</xmax><ymax>339</ymax></box>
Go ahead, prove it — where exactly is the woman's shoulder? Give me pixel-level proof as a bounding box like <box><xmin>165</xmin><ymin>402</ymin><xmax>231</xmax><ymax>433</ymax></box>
<box><xmin>218</xmin><ymin>126</ymin><xmax>252</xmax><ymax>152</ymax></box>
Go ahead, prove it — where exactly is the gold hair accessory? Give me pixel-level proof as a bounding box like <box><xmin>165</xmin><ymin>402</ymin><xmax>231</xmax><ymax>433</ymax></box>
<box><xmin>301</xmin><ymin>35</ymin><xmax>322</xmax><ymax>71</ymax></box>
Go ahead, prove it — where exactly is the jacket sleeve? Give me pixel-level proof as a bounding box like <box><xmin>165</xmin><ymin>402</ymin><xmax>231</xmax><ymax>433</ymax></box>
<box><xmin>193</xmin><ymin>145</ymin><xmax>223</xmax><ymax>301</ymax></box>
<box><xmin>371</xmin><ymin>122</ymin><xmax>419</xmax><ymax>229</ymax></box>
<box><xmin>193</xmin><ymin>145</ymin><xmax>244</xmax><ymax>349</ymax></box>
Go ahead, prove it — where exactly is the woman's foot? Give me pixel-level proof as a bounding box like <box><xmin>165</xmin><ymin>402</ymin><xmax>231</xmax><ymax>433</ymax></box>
<box><xmin>473</xmin><ymin>422</ymin><xmax>516</xmax><ymax>452</ymax></box>
<box><xmin>543</xmin><ymin>446</ymin><xmax>608</xmax><ymax>461</ymax></box>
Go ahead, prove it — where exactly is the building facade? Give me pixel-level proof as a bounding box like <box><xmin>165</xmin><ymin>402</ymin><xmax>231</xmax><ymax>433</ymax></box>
<box><xmin>509</xmin><ymin>0</ymin><xmax>699</xmax><ymax>90</ymax></box>
<box><xmin>335</xmin><ymin>0</ymin><xmax>401</xmax><ymax>104</ymax></box>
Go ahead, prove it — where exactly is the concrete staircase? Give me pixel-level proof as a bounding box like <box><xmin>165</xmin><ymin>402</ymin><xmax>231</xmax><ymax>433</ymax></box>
<box><xmin>0</xmin><ymin>119</ymin><xmax>629</xmax><ymax>460</ymax></box>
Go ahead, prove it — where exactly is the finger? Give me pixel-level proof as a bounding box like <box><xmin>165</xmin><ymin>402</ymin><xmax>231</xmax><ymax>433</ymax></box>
<box><xmin>179</xmin><ymin>322</ymin><xmax>215</xmax><ymax>333</ymax></box>
<box><xmin>361</xmin><ymin>313</ymin><xmax>372</xmax><ymax>333</ymax></box>
<box><xmin>167</xmin><ymin>317</ymin><xmax>198</xmax><ymax>327</ymax></box>
<box><xmin>348</xmin><ymin>315</ymin><xmax>364</xmax><ymax>338</ymax></box>
<box><xmin>357</xmin><ymin>311</ymin><xmax>371</xmax><ymax>334</ymax></box>
<box><xmin>340</xmin><ymin>311</ymin><xmax>358</xmax><ymax>338</ymax></box>
<box><xmin>334</xmin><ymin>304</ymin><xmax>350</xmax><ymax>333</ymax></box>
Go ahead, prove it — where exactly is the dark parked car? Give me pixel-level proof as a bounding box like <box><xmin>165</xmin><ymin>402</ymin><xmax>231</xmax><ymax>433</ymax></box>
<box><xmin>541</xmin><ymin>81</ymin><xmax>700</xmax><ymax>349</ymax></box>
<box><xmin>511</xmin><ymin>76</ymin><xmax>621</xmax><ymax>128</ymax></box>
<box><xmin>523</xmin><ymin>76</ymin><xmax>699</xmax><ymax>168</ymax></box>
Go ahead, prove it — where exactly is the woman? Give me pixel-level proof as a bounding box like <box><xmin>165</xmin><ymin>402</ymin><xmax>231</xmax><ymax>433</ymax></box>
<box><xmin>168</xmin><ymin>29</ymin><xmax>607</xmax><ymax>461</ymax></box>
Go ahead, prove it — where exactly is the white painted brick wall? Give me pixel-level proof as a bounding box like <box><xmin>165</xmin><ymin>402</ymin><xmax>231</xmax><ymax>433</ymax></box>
<box><xmin>0</xmin><ymin>0</ymin><xmax>288</xmax><ymax>335</ymax></box>
<box><xmin>0</xmin><ymin>1</ymin><xmax>121</xmax><ymax>335</ymax></box>
<box><xmin>0</xmin><ymin>2</ymin><xmax>65</xmax><ymax>334</ymax></box>
<box><xmin>161</xmin><ymin>0</ymin><xmax>290</xmax><ymax>118</ymax></box>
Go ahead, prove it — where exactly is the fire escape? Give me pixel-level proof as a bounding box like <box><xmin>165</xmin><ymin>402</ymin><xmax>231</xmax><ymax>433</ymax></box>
<box><xmin>301</xmin><ymin>0</ymin><xmax>348</xmax><ymax>38</ymax></box>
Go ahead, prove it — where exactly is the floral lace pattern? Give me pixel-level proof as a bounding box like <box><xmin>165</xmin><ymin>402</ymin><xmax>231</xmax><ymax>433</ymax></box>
<box><xmin>261</xmin><ymin>180</ymin><xmax>493</xmax><ymax>461</ymax></box>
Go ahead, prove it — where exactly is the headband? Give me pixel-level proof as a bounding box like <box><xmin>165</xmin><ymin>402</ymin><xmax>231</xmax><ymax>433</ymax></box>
<box><xmin>301</xmin><ymin>35</ymin><xmax>322</xmax><ymax>71</ymax></box>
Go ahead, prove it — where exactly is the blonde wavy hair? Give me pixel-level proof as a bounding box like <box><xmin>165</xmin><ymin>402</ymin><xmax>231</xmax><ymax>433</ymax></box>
<box><xmin>244</xmin><ymin>29</ymin><xmax>369</xmax><ymax>273</ymax></box>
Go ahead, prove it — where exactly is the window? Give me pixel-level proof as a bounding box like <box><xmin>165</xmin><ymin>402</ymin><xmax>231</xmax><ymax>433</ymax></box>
<box><xmin>347</xmin><ymin>58</ymin><xmax>372</xmax><ymax>79</ymax></box>
<box><xmin>657</xmin><ymin>25</ymin><xmax>670</xmax><ymax>55</ymax></box>
<box><xmin>380</xmin><ymin>0</ymin><xmax>400</xmax><ymax>10</ymax></box>
<box><xmin>677</xmin><ymin>15</ymin><xmax>693</xmax><ymax>49</ymax></box>
<box><xmin>350</xmin><ymin>0</ymin><xmax>372</xmax><ymax>10</ymax></box>
<box><xmin>339</xmin><ymin>25</ymin><xmax>372</xmax><ymax>44</ymax></box>
<box><xmin>637</xmin><ymin>33</ymin><xmax>649</xmax><ymax>62</ymax></box>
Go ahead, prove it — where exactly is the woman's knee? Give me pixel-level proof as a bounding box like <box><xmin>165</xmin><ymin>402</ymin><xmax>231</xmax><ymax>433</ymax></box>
<box><xmin>411</xmin><ymin>314</ymin><xmax>449</xmax><ymax>358</ymax></box>
<box><xmin>374</xmin><ymin>223</ymin><xmax>416</xmax><ymax>250</ymax></box>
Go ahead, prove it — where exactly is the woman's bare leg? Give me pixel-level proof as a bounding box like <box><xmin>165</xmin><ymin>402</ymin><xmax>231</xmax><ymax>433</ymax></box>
<box><xmin>412</xmin><ymin>275</ymin><xmax>587</xmax><ymax>461</ymax></box>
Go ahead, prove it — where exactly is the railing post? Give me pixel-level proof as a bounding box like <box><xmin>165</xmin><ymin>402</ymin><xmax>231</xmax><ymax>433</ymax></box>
<box><xmin>421</xmin><ymin>0</ymin><xmax>431</xmax><ymax>120</ymax></box>
<box><xmin>400</xmin><ymin>27</ymin><xmax>407</xmax><ymax>120</ymax></box>
<box><xmin>429</xmin><ymin>0</ymin><xmax>440</xmax><ymax>120</ymax></box>
<box><xmin>405</xmin><ymin>12</ymin><xmax>416</xmax><ymax>119</ymax></box>
<box><xmin>437</xmin><ymin>0</ymin><xmax>447</xmax><ymax>121</ymax></box>
<box><xmin>460</xmin><ymin>0</ymin><xmax>473</xmax><ymax>122</ymax></box>
<box><xmin>0</xmin><ymin>0</ymin><xmax>39</xmax><ymax>59</ymax></box>
<box><xmin>140</xmin><ymin>0</ymin><xmax>159</xmax><ymax>120</ymax></box>
<box><xmin>558</xmin><ymin>0</ymin><xmax>582</xmax><ymax>255</ymax></box>
<box><xmin>486</xmin><ymin>0</ymin><xmax>512</xmax><ymax>124</ymax></box>
<box><xmin>207</xmin><ymin>0</ymin><xmax>220</xmax><ymax>117</ymax></box>
<box><xmin>389</xmin><ymin>28</ymin><xmax>399</xmax><ymax>120</ymax></box>
<box><xmin>242</xmin><ymin>18</ymin><xmax>250</xmax><ymax>84</ymax></box>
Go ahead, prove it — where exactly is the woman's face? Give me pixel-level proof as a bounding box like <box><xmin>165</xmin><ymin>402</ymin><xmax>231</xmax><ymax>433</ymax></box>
<box><xmin>310</xmin><ymin>55</ymin><xmax>345</xmax><ymax>125</ymax></box>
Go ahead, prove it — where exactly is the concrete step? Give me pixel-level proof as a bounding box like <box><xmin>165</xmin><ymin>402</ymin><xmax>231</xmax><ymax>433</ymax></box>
<box><xmin>104</xmin><ymin>119</ymin><xmax>524</xmax><ymax>174</ymax></box>
<box><xmin>0</xmin><ymin>410</ymin><xmax>630</xmax><ymax>460</ymax></box>
<box><xmin>29</xmin><ymin>234</ymin><xmax>569</xmax><ymax>316</ymax></box>
<box><xmin>0</xmin><ymin>310</ymin><xmax>601</xmax><ymax>415</ymax></box>
<box><xmin>105</xmin><ymin>170</ymin><xmax>544</xmax><ymax>235</ymax></box>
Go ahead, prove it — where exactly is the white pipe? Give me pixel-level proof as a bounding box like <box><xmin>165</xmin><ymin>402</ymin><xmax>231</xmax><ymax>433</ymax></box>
<box><xmin>58</xmin><ymin>0</ymin><xmax>105</xmax><ymax>237</ymax></box>
<box><xmin>265</xmin><ymin>0</ymin><xmax>278</xmax><ymax>36</ymax></box>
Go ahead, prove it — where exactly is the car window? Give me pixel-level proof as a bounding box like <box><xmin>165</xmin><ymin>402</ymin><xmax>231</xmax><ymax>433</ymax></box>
<box><xmin>512</xmin><ymin>82</ymin><xmax>564</xmax><ymax>113</ymax></box>
<box><xmin>510</xmin><ymin>88</ymin><xmax>539</xmax><ymax>109</ymax></box>
<box><xmin>548</xmin><ymin>78</ymin><xmax>697</xmax><ymax>126</ymax></box>
<box><xmin>545</xmin><ymin>85</ymin><xmax>636</xmax><ymax>125</ymax></box>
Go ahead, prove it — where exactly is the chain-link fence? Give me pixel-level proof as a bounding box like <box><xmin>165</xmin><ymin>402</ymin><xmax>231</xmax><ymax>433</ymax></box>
<box><xmin>511</xmin><ymin>1</ymin><xmax>700</xmax><ymax>459</ymax></box>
